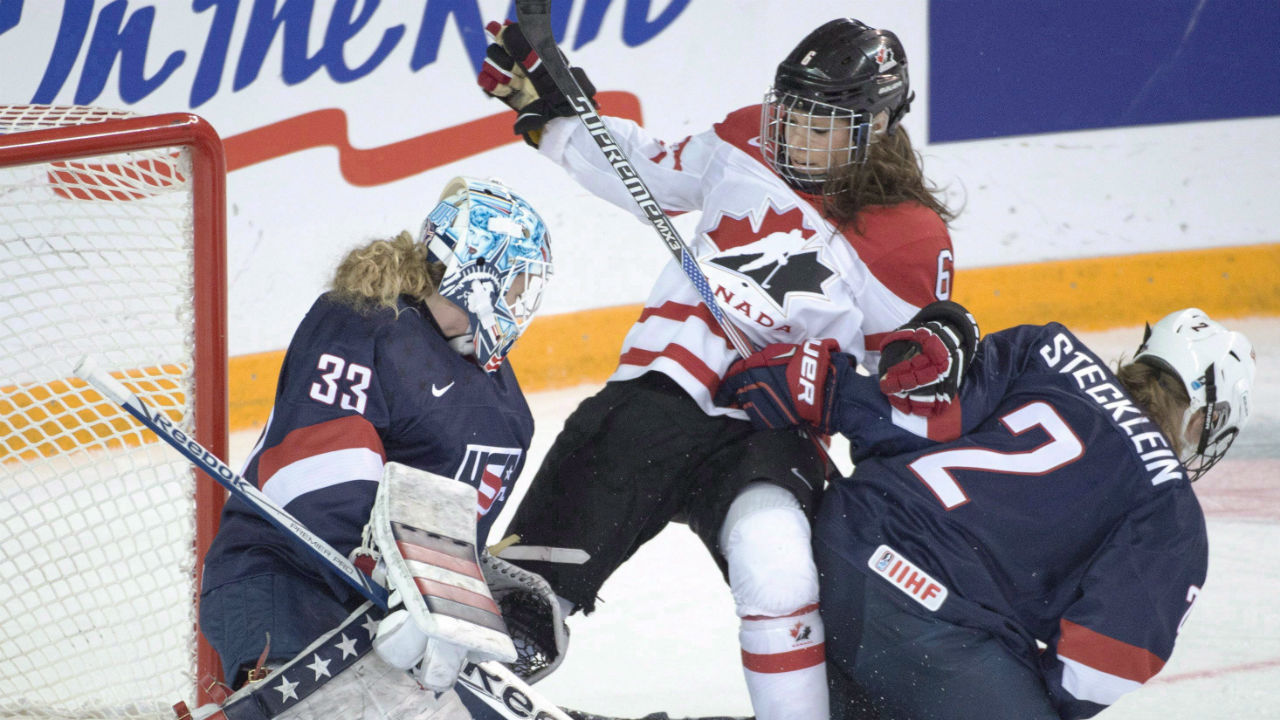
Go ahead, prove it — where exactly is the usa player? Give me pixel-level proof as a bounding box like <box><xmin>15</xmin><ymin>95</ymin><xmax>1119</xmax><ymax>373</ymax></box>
<box><xmin>718</xmin><ymin>304</ymin><xmax>1256</xmax><ymax>719</ymax></box>
<box><xmin>197</xmin><ymin>178</ymin><xmax>553</xmax><ymax>718</ymax></box>
<box><xmin>477</xmin><ymin>18</ymin><xmax>955</xmax><ymax>719</ymax></box>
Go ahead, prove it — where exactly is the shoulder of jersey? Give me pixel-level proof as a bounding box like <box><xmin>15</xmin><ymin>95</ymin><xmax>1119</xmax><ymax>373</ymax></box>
<box><xmin>712</xmin><ymin>104</ymin><xmax>767</xmax><ymax>163</ymax></box>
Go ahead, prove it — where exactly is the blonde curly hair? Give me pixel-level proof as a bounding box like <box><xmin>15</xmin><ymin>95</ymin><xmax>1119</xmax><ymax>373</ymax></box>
<box><xmin>329</xmin><ymin>231</ymin><xmax>446</xmax><ymax>313</ymax></box>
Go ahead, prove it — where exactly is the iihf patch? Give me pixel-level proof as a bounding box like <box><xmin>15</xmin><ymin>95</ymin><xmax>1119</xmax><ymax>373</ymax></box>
<box><xmin>867</xmin><ymin>544</ymin><xmax>948</xmax><ymax>612</ymax></box>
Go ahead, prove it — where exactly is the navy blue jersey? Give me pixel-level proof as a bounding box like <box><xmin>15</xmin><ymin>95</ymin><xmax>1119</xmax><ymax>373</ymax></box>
<box><xmin>816</xmin><ymin>323</ymin><xmax>1208</xmax><ymax>718</ymax></box>
<box><xmin>203</xmin><ymin>293</ymin><xmax>534</xmax><ymax>606</ymax></box>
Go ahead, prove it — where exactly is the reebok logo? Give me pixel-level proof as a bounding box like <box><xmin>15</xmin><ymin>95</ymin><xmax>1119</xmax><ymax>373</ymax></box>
<box><xmin>431</xmin><ymin>381</ymin><xmax>454</xmax><ymax>397</ymax></box>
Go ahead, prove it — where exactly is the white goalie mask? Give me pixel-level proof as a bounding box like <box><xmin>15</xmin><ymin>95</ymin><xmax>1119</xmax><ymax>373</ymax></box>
<box><xmin>1134</xmin><ymin>308</ymin><xmax>1256</xmax><ymax>481</ymax></box>
<box><xmin>418</xmin><ymin>177</ymin><xmax>553</xmax><ymax>372</ymax></box>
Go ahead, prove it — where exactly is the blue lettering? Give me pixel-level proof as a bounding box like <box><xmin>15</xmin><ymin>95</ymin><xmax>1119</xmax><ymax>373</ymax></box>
<box><xmin>319</xmin><ymin>0</ymin><xmax>404</xmax><ymax>83</ymax></box>
<box><xmin>23</xmin><ymin>0</ymin><xmax>693</xmax><ymax>111</ymax></box>
<box><xmin>190</xmin><ymin>0</ymin><xmax>239</xmax><ymax>107</ymax></box>
<box><xmin>411</xmin><ymin>0</ymin><xmax>486</xmax><ymax>72</ymax></box>
<box><xmin>31</xmin><ymin>0</ymin><xmax>93</xmax><ymax>104</ymax></box>
<box><xmin>621</xmin><ymin>0</ymin><xmax>690</xmax><ymax>47</ymax></box>
<box><xmin>572</xmin><ymin>0</ymin><xmax>609</xmax><ymax>48</ymax></box>
<box><xmin>0</xmin><ymin>0</ymin><xmax>21</xmax><ymax>35</ymax></box>
<box><xmin>235</xmin><ymin>0</ymin><xmax>324</xmax><ymax>89</ymax></box>
<box><xmin>80</xmin><ymin>1</ymin><xmax>185</xmax><ymax>104</ymax></box>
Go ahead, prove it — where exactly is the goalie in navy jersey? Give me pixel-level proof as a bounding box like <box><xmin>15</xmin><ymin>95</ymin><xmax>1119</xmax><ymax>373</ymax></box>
<box><xmin>718</xmin><ymin>302</ymin><xmax>1257</xmax><ymax>719</ymax></box>
<box><xmin>478</xmin><ymin>17</ymin><xmax>955</xmax><ymax>719</ymax></box>
<box><xmin>197</xmin><ymin>178</ymin><xmax>556</xmax><ymax>719</ymax></box>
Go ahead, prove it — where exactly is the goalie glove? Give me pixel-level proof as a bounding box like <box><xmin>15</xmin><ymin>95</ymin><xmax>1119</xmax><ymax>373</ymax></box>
<box><xmin>877</xmin><ymin>300</ymin><xmax>980</xmax><ymax>417</ymax></box>
<box><xmin>369</xmin><ymin>462</ymin><xmax>516</xmax><ymax>692</ymax></box>
<box><xmin>481</xmin><ymin>552</ymin><xmax>570</xmax><ymax>684</ymax></box>
<box><xmin>477</xmin><ymin>20</ymin><xmax>597</xmax><ymax>147</ymax></box>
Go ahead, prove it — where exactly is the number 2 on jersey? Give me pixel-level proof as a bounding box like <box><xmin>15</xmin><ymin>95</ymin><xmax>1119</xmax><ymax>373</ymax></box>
<box><xmin>309</xmin><ymin>353</ymin><xmax>372</xmax><ymax>414</ymax></box>
<box><xmin>908</xmin><ymin>401</ymin><xmax>1084</xmax><ymax>509</ymax></box>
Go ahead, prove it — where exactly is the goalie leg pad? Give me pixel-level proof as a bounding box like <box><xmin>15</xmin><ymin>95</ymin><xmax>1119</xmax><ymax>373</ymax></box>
<box><xmin>207</xmin><ymin>602</ymin><xmax>470</xmax><ymax>720</ymax></box>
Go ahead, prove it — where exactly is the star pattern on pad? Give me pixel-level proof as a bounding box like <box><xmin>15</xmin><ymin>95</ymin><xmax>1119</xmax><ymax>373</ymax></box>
<box><xmin>223</xmin><ymin>612</ymin><xmax>382</xmax><ymax>718</ymax></box>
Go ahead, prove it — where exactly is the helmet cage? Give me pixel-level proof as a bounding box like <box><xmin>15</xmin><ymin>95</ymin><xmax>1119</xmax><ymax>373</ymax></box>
<box><xmin>761</xmin><ymin>88</ymin><xmax>871</xmax><ymax>194</ymax></box>
<box><xmin>1180</xmin><ymin>361</ymin><xmax>1240</xmax><ymax>481</ymax></box>
<box><xmin>419</xmin><ymin>177</ymin><xmax>552</xmax><ymax>372</ymax></box>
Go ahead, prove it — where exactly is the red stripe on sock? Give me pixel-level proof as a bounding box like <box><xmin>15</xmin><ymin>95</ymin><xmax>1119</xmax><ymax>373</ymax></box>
<box><xmin>741</xmin><ymin>603</ymin><xmax>820</xmax><ymax>622</ymax></box>
<box><xmin>741</xmin><ymin>642</ymin><xmax>825</xmax><ymax>674</ymax></box>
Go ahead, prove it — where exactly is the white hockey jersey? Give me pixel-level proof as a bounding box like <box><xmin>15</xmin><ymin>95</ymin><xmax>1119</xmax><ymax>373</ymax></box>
<box><xmin>539</xmin><ymin>105</ymin><xmax>954</xmax><ymax>418</ymax></box>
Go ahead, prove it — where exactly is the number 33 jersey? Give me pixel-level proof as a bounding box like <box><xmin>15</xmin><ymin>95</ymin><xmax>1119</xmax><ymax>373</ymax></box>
<box><xmin>202</xmin><ymin>293</ymin><xmax>534</xmax><ymax>604</ymax></box>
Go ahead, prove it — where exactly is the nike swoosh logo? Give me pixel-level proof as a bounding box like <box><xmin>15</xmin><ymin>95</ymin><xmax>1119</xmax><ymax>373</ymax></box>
<box><xmin>790</xmin><ymin>467</ymin><xmax>812</xmax><ymax>490</ymax></box>
<box><xmin>431</xmin><ymin>381</ymin><xmax>455</xmax><ymax>397</ymax></box>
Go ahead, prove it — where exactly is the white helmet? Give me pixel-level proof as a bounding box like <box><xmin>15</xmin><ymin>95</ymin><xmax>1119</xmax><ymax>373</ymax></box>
<box><xmin>1134</xmin><ymin>308</ymin><xmax>1255</xmax><ymax>481</ymax></box>
<box><xmin>419</xmin><ymin>177</ymin><xmax>552</xmax><ymax>372</ymax></box>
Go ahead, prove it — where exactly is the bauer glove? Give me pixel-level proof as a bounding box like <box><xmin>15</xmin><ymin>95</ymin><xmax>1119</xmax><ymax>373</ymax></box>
<box><xmin>877</xmin><ymin>300</ymin><xmax>980</xmax><ymax>417</ymax></box>
<box><xmin>477</xmin><ymin>20</ymin><xmax>596</xmax><ymax>147</ymax></box>
<box><xmin>716</xmin><ymin>338</ymin><xmax>843</xmax><ymax>435</ymax></box>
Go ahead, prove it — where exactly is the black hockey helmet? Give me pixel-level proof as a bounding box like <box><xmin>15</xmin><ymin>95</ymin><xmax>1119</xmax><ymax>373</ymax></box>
<box><xmin>761</xmin><ymin>18</ymin><xmax>914</xmax><ymax>191</ymax></box>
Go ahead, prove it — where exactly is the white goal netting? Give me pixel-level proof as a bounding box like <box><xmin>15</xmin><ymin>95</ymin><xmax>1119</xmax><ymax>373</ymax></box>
<box><xmin>0</xmin><ymin>106</ymin><xmax>224</xmax><ymax>719</ymax></box>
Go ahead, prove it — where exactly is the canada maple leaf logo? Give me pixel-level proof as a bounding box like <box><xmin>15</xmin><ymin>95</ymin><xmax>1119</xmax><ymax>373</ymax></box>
<box><xmin>703</xmin><ymin>204</ymin><xmax>834</xmax><ymax>311</ymax></box>
<box><xmin>789</xmin><ymin>621</ymin><xmax>812</xmax><ymax>642</ymax></box>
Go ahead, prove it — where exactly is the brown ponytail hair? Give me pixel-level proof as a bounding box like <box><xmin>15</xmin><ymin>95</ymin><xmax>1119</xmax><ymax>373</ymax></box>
<box><xmin>1115</xmin><ymin>358</ymin><xmax>1192</xmax><ymax>458</ymax></box>
<box><xmin>822</xmin><ymin>127</ymin><xmax>956</xmax><ymax>229</ymax></box>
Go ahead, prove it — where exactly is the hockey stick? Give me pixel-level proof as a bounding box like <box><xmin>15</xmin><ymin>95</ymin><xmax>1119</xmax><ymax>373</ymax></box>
<box><xmin>512</xmin><ymin>0</ymin><xmax>753</xmax><ymax>359</ymax></box>
<box><xmin>75</xmin><ymin>357</ymin><xmax>573</xmax><ymax>720</ymax></box>
<box><xmin>512</xmin><ymin>2</ymin><xmax>835</xmax><ymax>467</ymax></box>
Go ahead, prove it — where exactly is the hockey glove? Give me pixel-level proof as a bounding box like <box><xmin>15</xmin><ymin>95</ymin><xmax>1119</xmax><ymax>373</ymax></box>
<box><xmin>716</xmin><ymin>339</ymin><xmax>842</xmax><ymax>435</ymax></box>
<box><xmin>877</xmin><ymin>300</ymin><xmax>980</xmax><ymax>417</ymax></box>
<box><xmin>369</xmin><ymin>462</ymin><xmax>516</xmax><ymax>692</ymax></box>
<box><xmin>478</xmin><ymin>20</ymin><xmax>596</xmax><ymax>147</ymax></box>
<box><xmin>481</xmin><ymin>552</ymin><xmax>570</xmax><ymax>684</ymax></box>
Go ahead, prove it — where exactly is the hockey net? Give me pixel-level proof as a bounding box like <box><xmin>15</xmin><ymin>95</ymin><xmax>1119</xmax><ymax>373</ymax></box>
<box><xmin>0</xmin><ymin>106</ymin><xmax>227</xmax><ymax>718</ymax></box>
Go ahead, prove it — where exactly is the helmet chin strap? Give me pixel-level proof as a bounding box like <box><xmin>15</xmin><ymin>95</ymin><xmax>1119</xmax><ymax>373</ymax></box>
<box><xmin>447</xmin><ymin>334</ymin><xmax>476</xmax><ymax>357</ymax></box>
<box><xmin>1194</xmin><ymin>362</ymin><xmax>1217</xmax><ymax>458</ymax></box>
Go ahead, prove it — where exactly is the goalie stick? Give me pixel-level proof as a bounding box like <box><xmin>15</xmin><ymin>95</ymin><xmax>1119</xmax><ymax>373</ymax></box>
<box><xmin>75</xmin><ymin>356</ymin><xmax>573</xmax><ymax>720</ymax></box>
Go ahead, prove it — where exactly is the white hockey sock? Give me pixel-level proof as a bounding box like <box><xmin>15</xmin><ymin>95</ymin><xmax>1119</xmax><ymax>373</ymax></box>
<box><xmin>739</xmin><ymin>606</ymin><xmax>827</xmax><ymax>720</ymax></box>
<box><xmin>720</xmin><ymin>483</ymin><xmax>828</xmax><ymax>720</ymax></box>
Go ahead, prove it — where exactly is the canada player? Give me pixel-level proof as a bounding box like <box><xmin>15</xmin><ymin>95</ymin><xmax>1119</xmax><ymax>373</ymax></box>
<box><xmin>719</xmin><ymin>304</ymin><xmax>1256</xmax><ymax>718</ymax></box>
<box><xmin>480</xmin><ymin>17</ymin><xmax>955</xmax><ymax>719</ymax></box>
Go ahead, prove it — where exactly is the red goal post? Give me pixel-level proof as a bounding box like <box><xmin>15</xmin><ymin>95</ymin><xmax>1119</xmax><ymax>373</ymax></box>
<box><xmin>0</xmin><ymin>106</ymin><xmax>228</xmax><ymax>717</ymax></box>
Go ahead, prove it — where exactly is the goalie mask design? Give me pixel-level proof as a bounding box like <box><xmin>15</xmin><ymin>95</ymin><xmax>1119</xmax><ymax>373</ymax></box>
<box><xmin>1135</xmin><ymin>308</ymin><xmax>1255</xmax><ymax>481</ymax></box>
<box><xmin>419</xmin><ymin>177</ymin><xmax>553</xmax><ymax>372</ymax></box>
<box><xmin>761</xmin><ymin>18</ymin><xmax>913</xmax><ymax>193</ymax></box>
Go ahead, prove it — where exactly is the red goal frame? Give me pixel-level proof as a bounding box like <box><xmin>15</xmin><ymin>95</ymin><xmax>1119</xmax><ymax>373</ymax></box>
<box><xmin>0</xmin><ymin>112</ymin><xmax>229</xmax><ymax>705</ymax></box>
